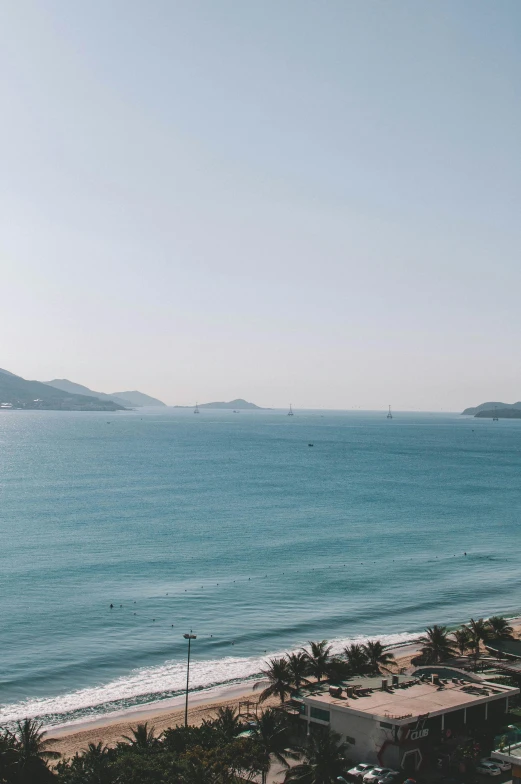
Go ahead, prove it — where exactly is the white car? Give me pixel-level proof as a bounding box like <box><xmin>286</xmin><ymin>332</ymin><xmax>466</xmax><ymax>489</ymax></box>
<box><xmin>482</xmin><ymin>758</ymin><xmax>511</xmax><ymax>773</ymax></box>
<box><xmin>378</xmin><ymin>774</ymin><xmax>400</xmax><ymax>784</ymax></box>
<box><xmin>475</xmin><ymin>762</ymin><xmax>501</xmax><ymax>777</ymax></box>
<box><xmin>347</xmin><ymin>764</ymin><xmax>375</xmax><ymax>779</ymax></box>
<box><xmin>364</xmin><ymin>768</ymin><xmax>399</xmax><ymax>784</ymax></box>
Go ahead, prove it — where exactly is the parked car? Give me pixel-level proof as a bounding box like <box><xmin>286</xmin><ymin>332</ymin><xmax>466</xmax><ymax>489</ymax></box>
<box><xmin>347</xmin><ymin>764</ymin><xmax>375</xmax><ymax>779</ymax></box>
<box><xmin>377</xmin><ymin>773</ymin><xmax>400</xmax><ymax>784</ymax></box>
<box><xmin>475</xmin><ymin>762</ymin><xmax>501</xmax><ymax>777</ymax></box>
<box><xmin>363</xmin><ymin>768</ymin><xmax>399</xmax><ymax>784</ymax></box>
<box><xmin>481</xmin><ymin>758</ymin><xmax>511</xmax><ymax>773</ymax></box>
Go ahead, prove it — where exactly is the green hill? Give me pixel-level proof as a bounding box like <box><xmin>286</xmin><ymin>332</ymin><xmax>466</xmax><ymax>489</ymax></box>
<box><xmin>0</xmin><ymin>369</ymin><xmax>125</xmax><ymax>411</ymax></box>
<box><xmin>462</xmin><ymin>401</ymin><xmax>521</xmax><ymax>416</ymax></box>
<box><xmin>475</xmin><ymin>408</ymin><xmax>521</xmax><ymax>419</ymax></box>
<box><xmin>110</xmin><ymin>390</ymin><xmax>166</xmax><ymax>407</ymax></box>
<box><xmin>199</xmin><ymin>398</ymin><xmax>261</xmax><ymax>410</ymax></box>
<box><xmin>173</xmin><ymin>398</ymin><xmax>262</xmax><ymax>410</ymax></box>
<box><xmin>45</xmin><ymin>379</ymin><xmax>166</xmax><ymax>407</ymax></box>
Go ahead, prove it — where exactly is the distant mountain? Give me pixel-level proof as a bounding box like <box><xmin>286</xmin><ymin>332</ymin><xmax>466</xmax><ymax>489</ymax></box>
<box><xmin>44</xmin><ymin>379</ymin><xmax>133</xmax><ymax>407</ymax></box>
<box><xmin>199</xmin><ymin>399</ymin><xmax>261</xmax><ymax>409</ymax></box>
<box><xmin>475</xmin><ymin>408</ymin><xmax>521</xmax><ymax>419</ymax></box>
<box><xmin>0</xmin><ymin>369</ymin><xmax>124</xmax><ymax>411</ymax></box>
<box><xmin>462</xmin><ymin>401</ymin><xmax>521</xmax><ymax>415</ymax></box>
<box><xmin>111</xmin><ymin>390</ymin><xmax>166</xmax><ymax>407</ymax></box>
<box><xmin>45</xmin><ymin>380</ymin><xmax>166</xmax><ymax>407</ymax></box>
<box><xmin>174</xmin><ymin>398</ymin><xmax>262</xmax><ymax>410</ymax></box>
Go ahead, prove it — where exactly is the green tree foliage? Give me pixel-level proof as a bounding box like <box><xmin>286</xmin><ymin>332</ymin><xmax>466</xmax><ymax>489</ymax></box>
<box><xmin>120</xmin><ymin>722</ymin><xmax>158</xmax><ymax>750</ymax></box>
<box><xmin>0</xmin><ymin>731</ymin><xmax>18</xmax><ymax>784</ymax></box>
<box><xmin>56</xmin><ymin>742</ymin><xmax>117</xmax><ymax>784</ymax></box>
<box><xmin>250</xmin><ymin>708</ymin><xmax>295</xmax><ymax>784</ymax></box>
<box><xmin>204</xmin><ymin>707</ymin><xmax>243</xmax><ymax>745</ymax></box>
<box><xmin>3</xmin><ymin>719</ymin><xmax>61</xmax><ymax>784</ymax></box>
<box><xmin>301</xmin><ymin>641</ymin><xmax>333</xmax><ymax>683</ymax></box>
<box><xmin>418</xmin><ymin>625</ymin><xmax>456</xmax><ymax>663</ymax></box>
<box><xmin>286</xmin><ymin>652</ymin><xmax>311</xmax><ymax>691</ymax></box>
<box><xmin>254</xmin><ymin>657</ymin><xmax>293</xmax><ymax>703</ymax></box>
<box><xmin>361</xmin><ymin>641</ymin><xmax>395</xmax><ymax>674</ymax></box>
<box><xmin>284</xmin><ymin>728</ymin><xmax>349</xmax><ymax>784</ymax></box>
<box><xmin>452</xmin><ymin>627</ymin><xmax>472</xmax><ymax>656</ymax></box>
<box><xmin>342</xmin><ymin>644</ymin><xmax>369</xmax><ymax>675</ymax></box>
<box><xmin>486</xmin><ymin>616</ymin><xmax>514</xmax><ymax>640</ymax></box>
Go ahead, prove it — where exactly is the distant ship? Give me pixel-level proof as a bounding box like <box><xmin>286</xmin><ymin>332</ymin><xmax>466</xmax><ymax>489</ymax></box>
<box><xmin>493</xmin><ymin>406</ymin><xmax>499</xmax><ymax>422</ymax></box>
<box><xmin>194</xmin><ymin>402</ymin><xmax>200</xmax><ymax>414</ymax></box>
<box><xmin>288</xmin><ymin>404</ymin><xmax>294</xmax><ymax>416</ymax></box>
<box><xmin>387</xmin><ymin>405</ymin><xmax>393</xmax><ymax>419</ymax></box>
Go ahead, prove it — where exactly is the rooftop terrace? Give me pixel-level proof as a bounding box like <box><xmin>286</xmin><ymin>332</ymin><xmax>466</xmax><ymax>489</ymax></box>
<box><xmin>300</xmin><ymin>673</ymin><xmax>516</xmax><ymax>723</ymax></box>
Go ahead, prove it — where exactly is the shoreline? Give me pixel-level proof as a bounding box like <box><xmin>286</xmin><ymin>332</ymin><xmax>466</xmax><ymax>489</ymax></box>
<box><xmin>34</xmin><ymin>615</ymin><xmax>521</xmax><ymax>759</ymax></box>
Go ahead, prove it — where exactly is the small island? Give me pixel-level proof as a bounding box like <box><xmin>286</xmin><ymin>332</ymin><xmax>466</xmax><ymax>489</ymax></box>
<box><xmin>174</xmin><ymin>398</ymin><xmax>263</xmax><ymax>410</ymax></box>
<box><xmin>462</xmin><ymin>401</ymin><xmax>521</xmax><ymax>419</ymax></box>
<box><xmin>475</xmin><ymin>408</ymin><xmax>521</xmax><ymax>419</ymax></box>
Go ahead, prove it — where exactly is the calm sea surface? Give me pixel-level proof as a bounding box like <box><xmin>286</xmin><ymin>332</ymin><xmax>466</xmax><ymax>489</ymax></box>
<box><xmin>1</xmin><ymin>409</ymin><xmax>520</xmax><ymax>726</ymax></box>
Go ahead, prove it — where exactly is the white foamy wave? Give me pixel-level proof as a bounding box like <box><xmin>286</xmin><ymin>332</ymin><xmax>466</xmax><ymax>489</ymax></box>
<box><xmin>0</xmin><ymin>630</ymin><xmax>420</xmax><ymax>726</ymax></box>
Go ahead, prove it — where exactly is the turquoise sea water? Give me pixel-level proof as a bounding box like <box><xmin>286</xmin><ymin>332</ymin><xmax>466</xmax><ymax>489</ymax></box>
<box><xmin>1</xmin><ymin>409</ymin><xmax>520</xmax><ymax>727</ymax></box>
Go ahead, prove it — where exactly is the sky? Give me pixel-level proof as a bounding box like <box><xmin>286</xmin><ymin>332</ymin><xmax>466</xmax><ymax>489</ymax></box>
<box><xmin>1</xmin><ymin>1</ymin><xmax>520</xmax><ymax>410</ymax></box>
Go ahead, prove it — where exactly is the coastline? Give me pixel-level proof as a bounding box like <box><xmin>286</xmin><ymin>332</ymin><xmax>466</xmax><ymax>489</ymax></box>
<box><xmin>44</xmin><ymin>615</ymin><xmax>521</xmax><ymax>760</ymax></box>
<box><xmin>43</xmin><ymin>642</ymin><xmax>424</xmax><ymax>759</ymax></box>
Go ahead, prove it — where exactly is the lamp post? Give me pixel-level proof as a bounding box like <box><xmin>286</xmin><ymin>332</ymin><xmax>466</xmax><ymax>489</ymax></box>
<box><xmin>183</xmin><ymin>632</ymin><xmax>197</xmax><ymax>727</ymax></box>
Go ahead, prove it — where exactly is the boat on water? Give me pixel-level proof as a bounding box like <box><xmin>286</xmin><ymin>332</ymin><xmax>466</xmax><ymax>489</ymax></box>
<box><xmin>194</xmin><ymin>402</ymin><xmax>200</xmax><ymax>414</ymax></box>
<box><xmin>288</xmin><ymin>404</ymin><xmax>294</xmax><ymax>416</ymax></box>
<box><xmin>387</xmin><ymin>405</ymin><xmax>393</xmax><ymax>419</ymax></box>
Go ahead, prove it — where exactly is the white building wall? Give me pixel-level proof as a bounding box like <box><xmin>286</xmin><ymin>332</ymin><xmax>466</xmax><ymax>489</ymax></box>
<box><xmin>327</xmin><ymin>708</ymin><xmax>391</xmax><ymax>764</ymax></box>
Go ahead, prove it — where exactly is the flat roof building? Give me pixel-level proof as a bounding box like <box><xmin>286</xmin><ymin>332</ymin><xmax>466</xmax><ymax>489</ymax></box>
<box><xmin>292</xmin><ymin>667</ymin><xmax>519</xmax><ymax>774</ymax></box>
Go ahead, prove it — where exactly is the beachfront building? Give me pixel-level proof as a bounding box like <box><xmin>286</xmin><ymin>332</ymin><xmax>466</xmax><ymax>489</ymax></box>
<box><xmin>291</xmin><ymin>667</ymin><xmax>519</xmax><ymax>774</ymax></box>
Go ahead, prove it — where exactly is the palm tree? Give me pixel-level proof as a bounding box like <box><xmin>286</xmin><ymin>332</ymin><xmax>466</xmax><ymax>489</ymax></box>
<box><xmin>343</xmin><ymin>644</ymin><xmax>369</xmax><ymax>675</ymax></box>
<box><xmin>251</xmin><ymin>708</ymin><xmax>294</xmax><ymax>784</ymax></box>
<box><xmin>302</xmin><ymin>641</ymin><xmax>332</xmax><ymax>683</ymax></box>
<box><xmin>325</xmin><ymin>657</ymin><xmax>351</xmax><ymax>683</ymax></box>
<box><xmin>486</xmin><ymin>616</ymin><xmax>514</xmax><ymax>640</ymax></box>
<box><xmin>254</xmin><ymin>657</ymin><xmax>293</xmax><ymax>703</ymax></box>
<box><xmin>362</xmin><ymin>640</ymin><xmax>395</xmax><ymax>674</ymax></box>
<box><xmin>286</xmin><ymin>652</ymin><xmax>311</xmax><ymax>691</ymax></box>
<box><xmin>209</xmin><ymin>706</ymin><xmax>243</xmax><ymax>743</ymax></box>
<box><xmin>467</xmin><ymin>618</ymin><xmax>490</xmax><ymax>668</ymax></box>
<box><xmin>468</xmin><ymin>618</ymin><xmax>489</xmax><ymax>644</ymax></box>
<box><xmin>121</xmin><ymin>721</ymin><xmax>157</xmax><ymax>749</ymax></box>
<box><xmin>284</xmin><ymin>728</ymin><xmax>348</xmax><ymax>784</ymax></box>
<box><xmin>12</xmin><ymin>718</ymin><xmax>60</xmax><ymax>783</ymax></box>
<box><xmin>76</xmin><ymin>742</ymin><xmax>114</xmax><ymax>784</ymax></box>
<box><xmin>417</xmin><ymin>625</ymin><xmax>456</xmax><ymax>663</ymax></box>
<box><xmin>0</xmin><ymin>731</ymin><xmax>17</xmax><ymax>784</ymax></box>
<box><xmin>452</xmin><ymin>627</ymin><xmax>472</xmax><ymax>656</ymax></box>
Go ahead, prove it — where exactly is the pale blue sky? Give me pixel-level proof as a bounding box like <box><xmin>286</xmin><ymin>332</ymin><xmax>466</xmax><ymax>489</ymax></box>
<box><xmin>1</xmin><ymin>1</ymin><xmax>520</xmax><ymax>409</ymax></box>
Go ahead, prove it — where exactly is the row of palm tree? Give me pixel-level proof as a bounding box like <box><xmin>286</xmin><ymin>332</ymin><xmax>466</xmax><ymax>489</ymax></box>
<box><xmin>254</xmin><ymin>638</ymin><xmax>396</xmax><ymax>703</ymax></box>
<box><xmin>417</xmin><ymin>616</ymin><xmax>515</xmax><ymax>664</ymax></box>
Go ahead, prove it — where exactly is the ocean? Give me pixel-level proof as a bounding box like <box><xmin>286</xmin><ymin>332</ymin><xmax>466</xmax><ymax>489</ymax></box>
<box><xmin>1</xmin><ymin>408</ymin><xmax>520</xmax><ymax>728</ymax></box>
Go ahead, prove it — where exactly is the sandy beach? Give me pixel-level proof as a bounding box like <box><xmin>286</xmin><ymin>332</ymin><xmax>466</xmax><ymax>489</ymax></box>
<box><xmin>45</xmin><ymin>646</ymin><xmax>421</xmax><ymax>759</ymax></box>
<box><xmin>45</xmin><ymin>618</ymin><xmax>521</xmax><ymax>760</ymax></box>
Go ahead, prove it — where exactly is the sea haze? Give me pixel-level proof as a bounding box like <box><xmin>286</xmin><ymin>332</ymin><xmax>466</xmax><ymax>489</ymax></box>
<box><xmin>1</xmin><ymin>409</ymin><xmax>520</xmax><ymax>726</ymax></box>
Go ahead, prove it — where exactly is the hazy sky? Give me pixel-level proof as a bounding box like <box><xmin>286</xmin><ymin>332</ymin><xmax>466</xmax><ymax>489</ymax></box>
<box><xmin>1</xmin><ymin>1</ymin><xmax>520</xmax><ymax>410</ymax></box>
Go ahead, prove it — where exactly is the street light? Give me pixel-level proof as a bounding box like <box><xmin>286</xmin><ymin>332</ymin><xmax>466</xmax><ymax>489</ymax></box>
<box><xmin>183</xmin><ymin>632</ymin><xmax>197</xmax><ymax>727</ymax></box>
